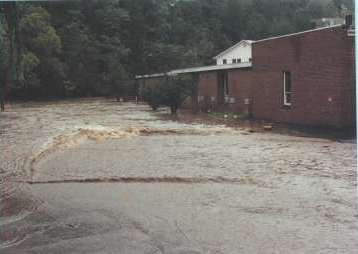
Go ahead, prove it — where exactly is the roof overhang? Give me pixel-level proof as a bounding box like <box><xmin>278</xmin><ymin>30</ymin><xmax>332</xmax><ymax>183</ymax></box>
<box><xmin>134</xmin><ymin>73</ymin><xmax>167</xmax><ymax>79</ymax></box>
<box><xmin>135</xmin><ymin>62</ymin><xmax>252</xmax><ymax>79</ymax></box>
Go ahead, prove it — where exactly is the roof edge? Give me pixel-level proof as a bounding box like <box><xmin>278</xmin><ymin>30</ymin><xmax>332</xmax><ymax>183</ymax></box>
<box><xmin>253</xmin><ymin>24</ymin><xmax>342</xmax><ymax>44</ymax></box>
<box><xmin>213</xmin><ymin>40</ymin><xmax>254</xmax><ymax>60</ymax></box>
<box><xmin>135</xmin><ymin>62</ymin><xmax>252</xmax><ymax>79</ymax></box>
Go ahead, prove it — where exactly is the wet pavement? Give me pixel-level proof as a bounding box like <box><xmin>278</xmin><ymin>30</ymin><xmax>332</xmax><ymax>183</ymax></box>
<box><xmin>0</xmin><ymin>99</ymin><xmax>357</xmax><ymax>253</ymax></box>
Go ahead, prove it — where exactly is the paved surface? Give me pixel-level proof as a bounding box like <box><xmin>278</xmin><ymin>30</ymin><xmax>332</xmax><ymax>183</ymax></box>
<box><xmin>0</xmin><ymin>99</ymin><xmax>357</xmax><ymax>253</ymax></box>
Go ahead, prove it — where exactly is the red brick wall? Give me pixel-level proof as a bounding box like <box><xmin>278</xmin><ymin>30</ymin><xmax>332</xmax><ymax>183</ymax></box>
<box><xmin>198</xmin><ymin>72</ymin><xmax>218</xmax><ymax>110</ymax></box>
<box><xmin>251</xmin><ymin>26</ymin><xmax>355</xmax><ymax>127</ymax></box>
<box><xmin>198</xmin><ymin>72</ymin><xmax>218</xmax><ymax>97</ymax></box>
<box><xmin>227</xmin><ymin>69</ymin><xmax>253</xmax><ymax>114</ymax></box>
<box><xmin>143</xmin><ymin>26</ymin><xmax>355</xmax><ymax>127</ymax></box>
<box><xmin>198</xmin><ymin>69</ymin><xmax>254</xmax><ymax>113</ymax></box>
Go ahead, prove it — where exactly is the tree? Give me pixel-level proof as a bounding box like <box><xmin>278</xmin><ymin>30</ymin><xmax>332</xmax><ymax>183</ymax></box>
<box><xmin>222</xmin><ymin>0</ymin><xmax>244</xmax><ymax>43</ymax></box>
<box><xmin>139</xmin><ymin>84</ymin><xmax>162</xmax><ymax>111</ymax></box>
<box><xmin>0</xmin><ymin>18</ymin><xmax>8</xmax><ymax>109</ymax></box>
<box><xmin>108</xmin><ymin>63</ymin><xmax>129</xmax><ymax>100</ymax></box>
<box><xmin>0</xmin><ymin>2</ymin><xmax>20</xmax><ymax>111</ymax></box>
<box><xmin>140</xmin><ymin>74</ymin><xmax>195</xmax><ymax>115</ymax></box>
<box><xmin>0</xmin><ymin>0</ymin><xmax>355</xmax><ymax>102</ymax></box>
<box><xmin>20</xmin><ymin>51</ymin><xmax>40</xmax><ymax>96</ymax></box>
<box><xmin>160</xmin><ymin>75</ymin><xmax>196</xmax><ymax>115</ymax></box>
<box><xmin>19</xmin><ymin>6</ymin><xmax>63</xmax><ymax>98</ymax></box>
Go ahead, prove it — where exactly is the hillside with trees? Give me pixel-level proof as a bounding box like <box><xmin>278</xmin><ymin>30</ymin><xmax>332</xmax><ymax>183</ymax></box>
<box><xmin>0</xmin><ymin>0</ymin><xmax>354</xmax><ymax>106</ymax></box>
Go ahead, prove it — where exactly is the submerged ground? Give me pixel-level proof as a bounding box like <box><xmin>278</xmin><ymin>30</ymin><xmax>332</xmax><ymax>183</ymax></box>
<box><xmin>0</xmin><ymin>99</ymin><xmax>357</xmax><ymax>253</ymax></box>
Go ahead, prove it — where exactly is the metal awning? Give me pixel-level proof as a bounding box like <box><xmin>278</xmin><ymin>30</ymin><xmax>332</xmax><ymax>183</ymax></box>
<box><xmin>135</xmin><ymin>62</ymin><xmax>252</xmax><ymax>79</ymax></box>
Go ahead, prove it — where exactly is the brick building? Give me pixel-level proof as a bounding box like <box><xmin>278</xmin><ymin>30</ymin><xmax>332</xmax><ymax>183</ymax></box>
<box><xmin>136</xmin><ymin>24</ymin><xmax>355</xmax><ymax>128</ymax></box>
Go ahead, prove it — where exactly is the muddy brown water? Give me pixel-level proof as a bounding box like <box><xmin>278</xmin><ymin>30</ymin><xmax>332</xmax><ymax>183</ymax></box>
<box><xmin>0</xmin><ymin>100</ymin><xmax>357</xmax><ymax>253</ymax></box>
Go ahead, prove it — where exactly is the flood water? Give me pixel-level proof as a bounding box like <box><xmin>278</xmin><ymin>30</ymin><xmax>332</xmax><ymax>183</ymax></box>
<box><xmin>0</xmin><ymin>99</ymin><xmax>357</xmax><ymax>253</ymax></box>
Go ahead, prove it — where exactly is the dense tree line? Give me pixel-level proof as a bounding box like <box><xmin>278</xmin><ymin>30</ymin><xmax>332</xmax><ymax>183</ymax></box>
<box><xmin>0</xmin><ymin>0</ymin><xmax>353</xmax><ymax>106</ymax></box>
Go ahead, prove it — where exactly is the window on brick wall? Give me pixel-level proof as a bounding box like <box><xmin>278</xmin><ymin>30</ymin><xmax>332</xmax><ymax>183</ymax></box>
<box><xmin>218</xmin><ymin>71</ymin><xmax>229</xmax><ymax>104</ymax></box>
<box><xmin>224</xmin><ymin>74</ymin><xmax>229</xmax><ymax>96</ymax></box>
<box><xmin>283</xmin><ymin>71</ymin><xmax>292</xmax><ymax>106</ymax></box>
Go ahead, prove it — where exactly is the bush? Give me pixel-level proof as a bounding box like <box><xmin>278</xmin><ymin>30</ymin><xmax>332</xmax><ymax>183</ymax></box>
<box><xmin>139</xmin><ymin>74</ymin><xmax>195</xmax><ymax>114</ymax></box>
<box><xmin>140</xmin><ymin>85</ymin><xmax>161</xmax><ymax>110</ymax></box>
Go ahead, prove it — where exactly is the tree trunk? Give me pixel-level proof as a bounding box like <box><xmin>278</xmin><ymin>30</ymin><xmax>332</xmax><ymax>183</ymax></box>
<box><xmin>1</xmin><ymin>3</ymin><xmax>16</xmax><ymax>112</ymax></box>
<box><xmin>0</xmin><ymin>68</ymin><xmax>5</xmax><ymax>111</ymax></box>
<box><xmin>170</xmin><ymin>105</ymin><xmax>178</xmax><ymax>115</ymax></box>
<box><xmin>1</xmin><ymin>36</ymin><xmax>12</xmax><ymax>112</ymax></box>
<box><xmin>0</xmin><ymin>84</ymin><xmax>4</xmax><ymax>111</ymax></box>
<box><xmin>2</xmin><ymin>34</ymin><xmax>14</xmax><ymax>111</ymax></box>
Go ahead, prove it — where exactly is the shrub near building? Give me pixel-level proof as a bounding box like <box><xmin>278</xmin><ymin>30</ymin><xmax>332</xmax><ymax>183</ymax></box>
<box><xmin>140</xmin><ymin>75</ymin><xmax>195</xmax><ymax>115</ymax></box>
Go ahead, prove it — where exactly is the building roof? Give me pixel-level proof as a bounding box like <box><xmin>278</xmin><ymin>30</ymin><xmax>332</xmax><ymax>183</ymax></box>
<box><xmin>135</xmin><ymin>62</ymin><xmax>252</xmax><ymax>79</ymax></box>
<box><xmin>253</xmin><ymin>24</ymin><xmax>342</xmax><ymax>44</ymax></box>
<box><xmin>213</xmin><ymin>40</ymin><xmax>254</xmax><ymax>60</ymax></box>
<box><xmin>136</xmin><ymin>24</ymin><xmax>351</xmax><ymax>80</ymax></box>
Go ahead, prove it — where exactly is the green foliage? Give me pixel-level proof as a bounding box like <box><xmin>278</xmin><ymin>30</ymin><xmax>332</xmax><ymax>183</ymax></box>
<box><xmin>140</xmin><ymin>74</ymin><xmax>196</xmax><ymax>114</ymax></box>
<box><xmin>18</xmin><ymin>6</ymin><xmax>63</xmax><ymax>98</ymax></box>
<box><xmin>0</xmin><ymin>23</ymin><xmax>6</xmax><ymax>101</ymax></box>
<box><xmin>0</xmin><ymin>0</ymin><xmax>354</xmax><ymax>101</ymax></box>
<box><xmin>0</xmin><ymin>2</ymin><xmax>22</xmax><ymax>110</ymax></box>
<box><xmin>0</xmin><ymin>20</ymin><xmax>7</xmax><ymax>74</ymax></box>
<box><xmin>139</xmin><ymin>84</ymin><xmax>162</xmax><ymax>111</ymax></box>
<box><xmin>159</xmin><ymin>75</ymin><xmax>195</xmax><ymax>114</ymax></box>
<box><xmin>19</xmin><ymin>52</ymin><xmax>40</xmax><ymax>89</ymax></box>
<box><xmin>21</xmin><ymin>52</ymin><xmax>39</xmax><ymax>74</ymax></box>
<box><xmin>20</xmin><ymin>6</ymin><xmax>61</xmax><ymax>56</ymax></box>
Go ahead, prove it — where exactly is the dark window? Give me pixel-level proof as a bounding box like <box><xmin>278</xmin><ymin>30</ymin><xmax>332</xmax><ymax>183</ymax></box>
<box><xmin>283</xmin><ymin>71</ymin><xmax>292</xmax><ymax>106</ymax></box>
<box><xmin>218</xmin><ymin>72</ymin><xmax>229</xmax><ymax>104</ymax></box>
<box><xmin>232</xmin><ymin>59</ymin><xmax>237</xmax><ymax>64</ymax></box>
<box><xmin>237</xmin><ymin>58</ymin><xmax>242</xmax><ymax>63</ymax></box>
<box><xmin>224</xmin><ymin>75</ymin><xmax>229</xmax><ymax>96</ymax></box>
<box><xmin>223</xmin><ymin>59</ymin><xmax>227</xmax><ymax>64</ymax></box>
<box><xmin>249</xmin><ymin>58</ymin><xmax>252</xmax><ymax>62</ymax></box>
